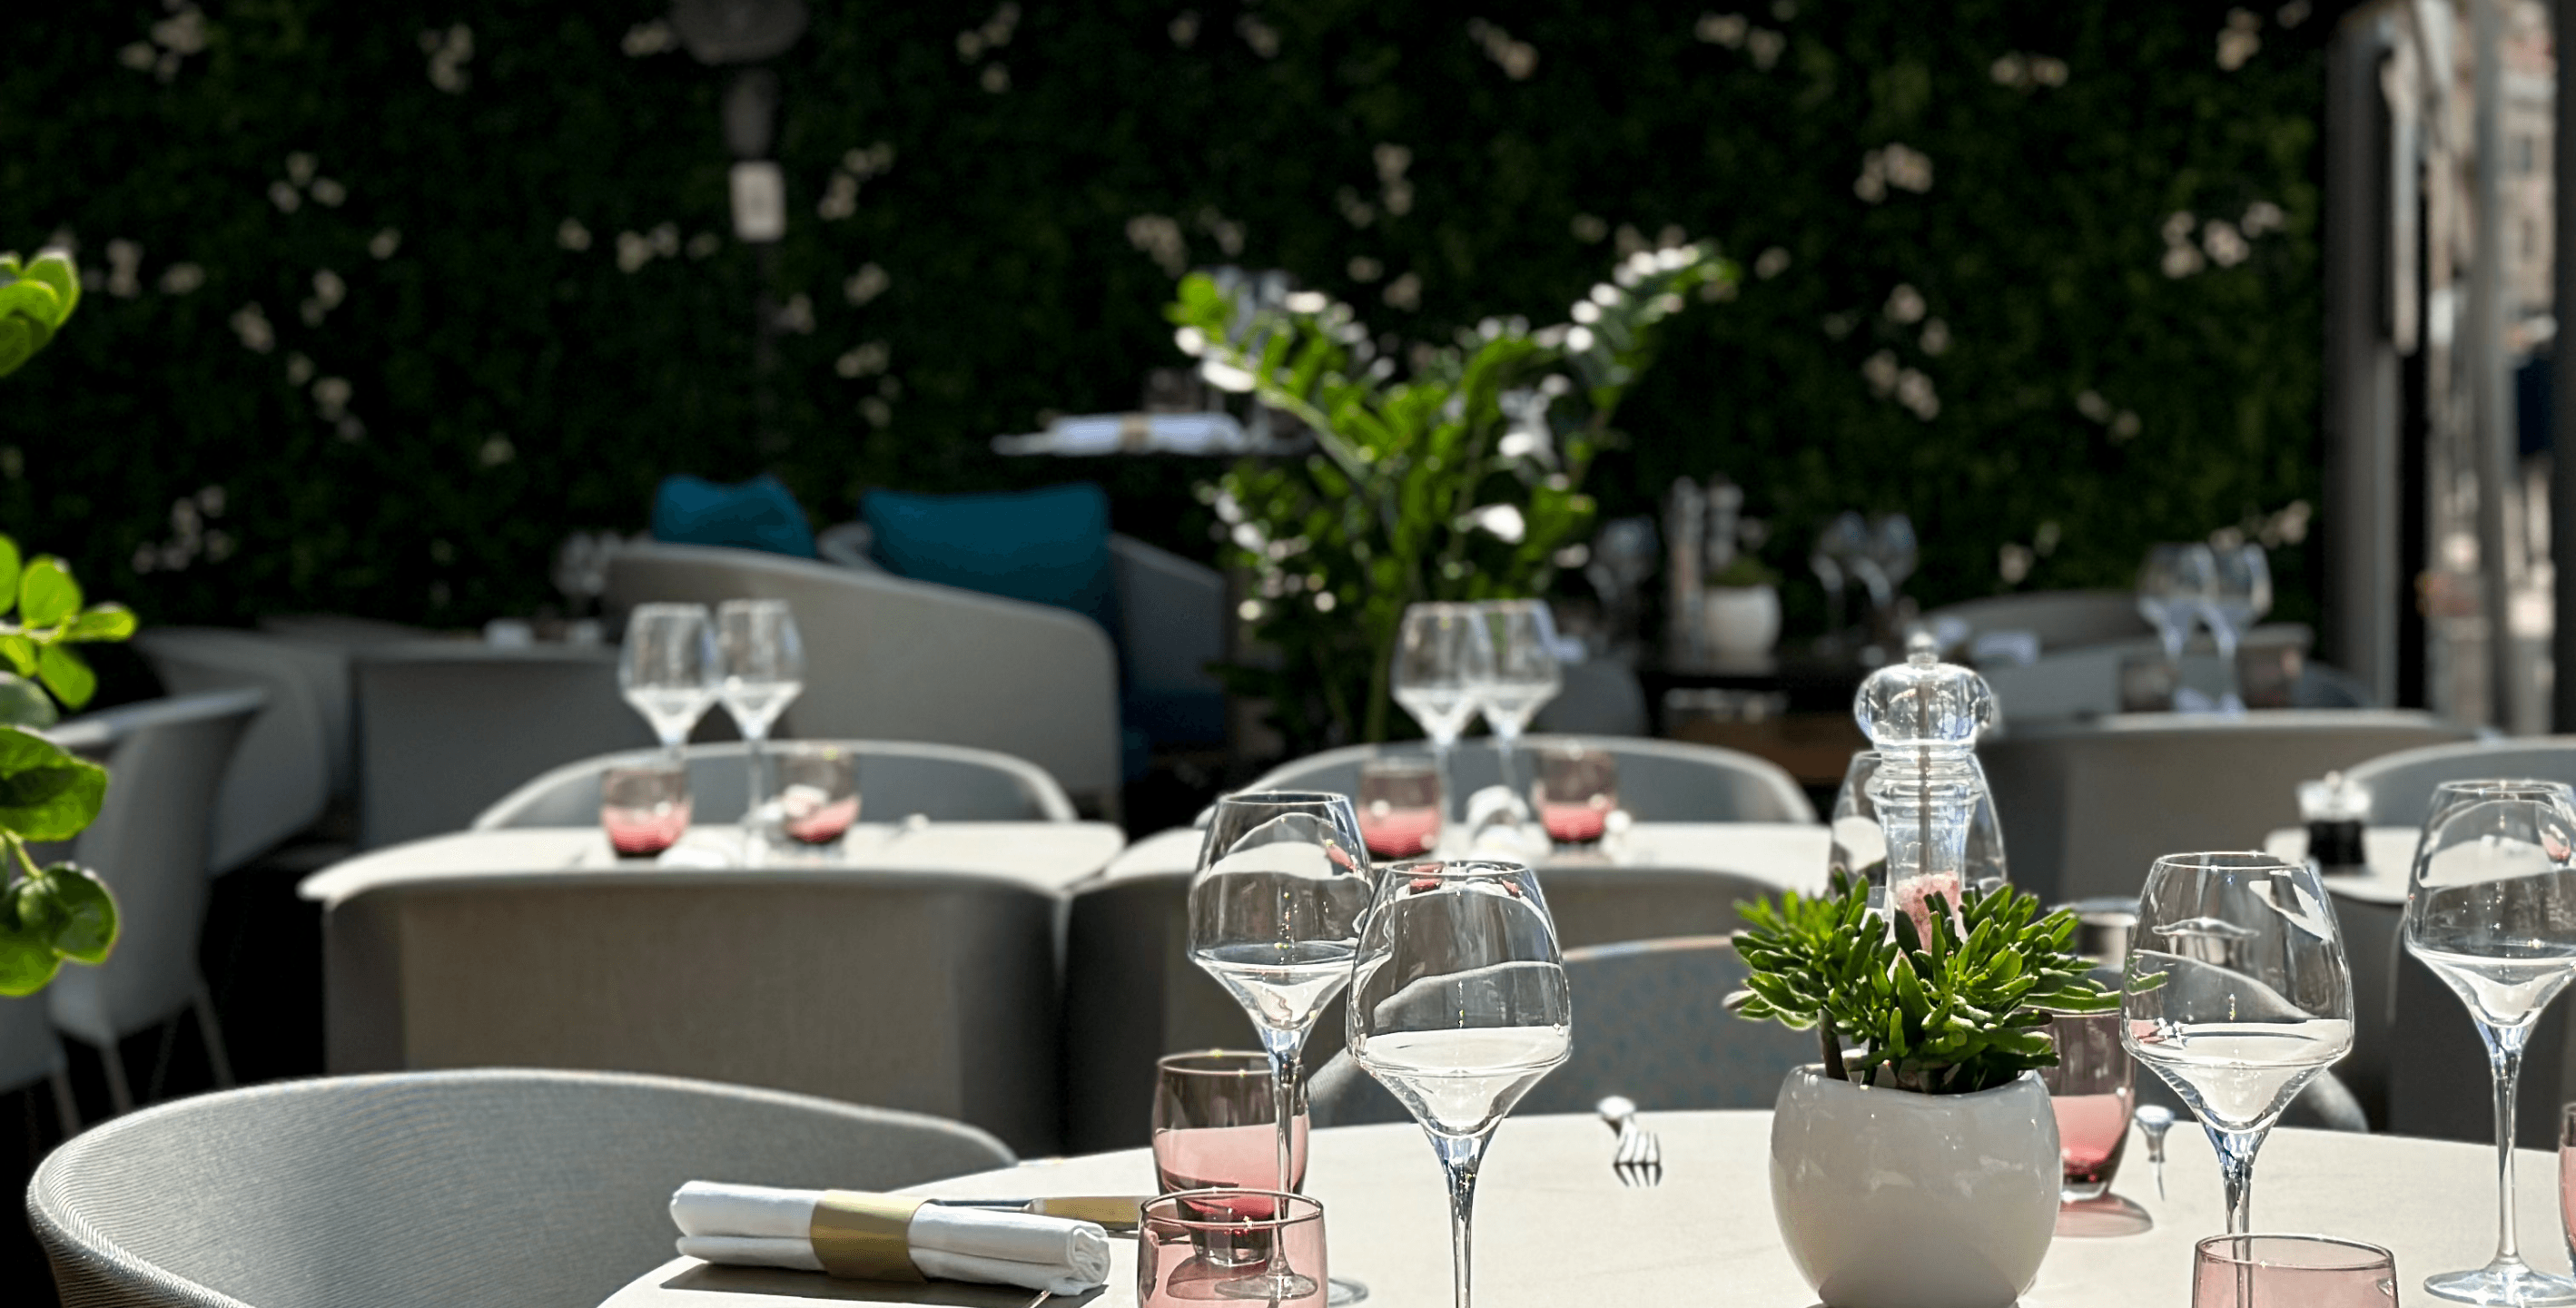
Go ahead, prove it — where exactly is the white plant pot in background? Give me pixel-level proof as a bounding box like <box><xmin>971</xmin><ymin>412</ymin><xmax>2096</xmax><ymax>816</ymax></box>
<box><xmin>1701</xmin><ymin>585</ymin><xmax>1781</xmax><ymax>657</ymax></box>
<box><xmin>1771</xmin><ymin>1064</ymin><xmax>2058</xmax><ymax>1308</ymax></box>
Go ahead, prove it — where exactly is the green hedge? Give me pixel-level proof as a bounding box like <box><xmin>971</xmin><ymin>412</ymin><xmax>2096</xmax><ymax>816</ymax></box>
<box><xmin>0</xmin><ymin>2</ymin><xmax>2324</xmax><ymax>633</ymax></box>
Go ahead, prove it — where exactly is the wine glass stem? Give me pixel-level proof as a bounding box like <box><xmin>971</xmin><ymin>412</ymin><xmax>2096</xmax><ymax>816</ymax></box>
<box><xmin>1432</xmin><ymin>737</ymin><xmax>1456</xmax><ymax>823</ymax></box>
<box><xmin>744</xmin><ymin>731</ymin><xmax>769</xmax><ymax>841</ymax></box>
<box><xmin>1494</xmin><ymin>728</ymin><xmax>1519</xmax><ymax>802</ymax></box>
<box><xmin>1431</xmin><ymin>1130</ymin><xmax>1490</xmax><ymax>1308</ymax></box>
<box><xmin>1257</xmin><ymin>1023</ymin><xmax>1309</xmax><ymax>1197</ymax></box>
<box><xmin>2482</xmin><ymin>1019</ymin><xmax>2532</xmax><ymax>1264</ymax></box>
<box><xmin>2210</xmin><ymin>1125</ymin><xmax>2264</xmax><ymax>1234</ymax></box>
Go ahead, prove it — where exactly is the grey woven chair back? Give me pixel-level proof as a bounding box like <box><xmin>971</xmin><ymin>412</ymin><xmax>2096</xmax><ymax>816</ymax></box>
<box><xmin>325</xmin><ymin>870</ymin><xmax>1064</xmax><ymax>1155</ymax></box>
<box><xmin>1245</xmin><ymin>736</ymin><xmax>1816</xmax><ymax>824</ymax></box>
<box><xmin>28</xmin><ymin>1067</ymin><xmax>1013</xmax><ymax>1308</ymax></box>
<box><xmin>473</xmin><ymin>739</ymin><xmax>1076</xmax><ymax>828</ymax></box>
<box><xmin>1309</xmin><ymin>936</ymin><xmax>1813</xmax><ymax>1126</ymax></box>
<box><xmin>134</xmin><ymin>628</ymin><xmax>339</xmax><ymax>871</ymax></box>
<box><xmin>2341</xmin><ymin>737</ymin><xmax>2576</xmax><ymax>830</ymax></box>
<box><xmin>1978</xmin><ymin>710</ymin><xmax>2477</xmax><ymax>904</ymax></box>
<box><xmin>40</xmin><ymin>690</ymin><xmax>262</xmax><ymax>1049</ymax></box>
<box><xmin>353</xmin><ymin>642</ymin><xmax>656</xmax><ymax>848</ymax></box>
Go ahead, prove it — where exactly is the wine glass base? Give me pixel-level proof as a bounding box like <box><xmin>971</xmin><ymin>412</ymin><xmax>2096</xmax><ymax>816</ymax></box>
<box><xmin>1327</xmin><ymin>1275</ymin><xmax>1369</xmax><ymax>1304</ymax></box>
<box><xmin>2423</xmin><ymin>1262</ymin><xmax>2576</xmax><ymax>1305</ymax></box>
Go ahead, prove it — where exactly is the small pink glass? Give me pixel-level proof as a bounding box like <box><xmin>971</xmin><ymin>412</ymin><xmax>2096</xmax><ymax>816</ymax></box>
<box><xmin>2042</xmin><ymin>1008</ymin><xmax>2134</xmax><ymax>1202</ymax></box>
<box><xmin>2561</xmin><ymin>1102</ymin><xmax>2576</xmax><ymax>1266</ymax></box>
<box><xmin>2191</xmin><ymin>1234</ymin><xmax>2397</xmax><ymax>1306</ymax></box>
<box><xmin>1532</xmin><ymin>743</ymin><xmax>1617</xmax><ymax>847</ymax></box>
<box><xmin>1139</xmin><ymin>1191</ymin><xmax>1327</xmax><ymax>1308</ymax></box>
<box><xmin>1357</xmin><ymin>757</ymin><xmax>1443</xmax><ymax>859</ymax></box>
<box><xmin>774</xmin><ymin>743</ymin><xmax>859</xmax><ymax>846</ymax></box>
<box><xmin>601</xmin><ymin>762</ymin><xmax>690</xmax><ymax>856</ymax></box>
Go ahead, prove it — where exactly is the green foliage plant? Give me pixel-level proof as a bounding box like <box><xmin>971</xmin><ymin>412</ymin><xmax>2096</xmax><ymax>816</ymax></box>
<box><xmin>1732</xmin><ymin>877</ymin><xmax>2117</xmax><ymax>1096</ymax></box>
<box><xmin>1170</xmin><ymin>246</ymin><xmax>1734</xmax><ymax>750</ymax></box>
<box><xmin>0</xmin><ymin>250</ymin><xmax>79</xmax><ymax>379</ymax></box>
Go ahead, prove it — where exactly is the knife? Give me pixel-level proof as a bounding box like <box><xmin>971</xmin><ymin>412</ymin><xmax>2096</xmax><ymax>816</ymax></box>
<box><xmin>927</xmin><ymin>1195</ymin><xmax>1151</xmax><ymax>1233</ymax></box>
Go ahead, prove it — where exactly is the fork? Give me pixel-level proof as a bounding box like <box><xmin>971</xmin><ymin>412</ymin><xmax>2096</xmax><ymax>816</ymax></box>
<box><xmin>1595</xmin><ymin>1095</ymin><xmax>1664</xmax><ymax>1187</ymax></box>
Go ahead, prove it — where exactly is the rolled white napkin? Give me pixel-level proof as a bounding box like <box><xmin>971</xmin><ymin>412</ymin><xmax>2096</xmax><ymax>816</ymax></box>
<box><xmin>669</xmin><ymin>1181</ymin><xmax>1112</xmax><ymax>1296</ymax></box>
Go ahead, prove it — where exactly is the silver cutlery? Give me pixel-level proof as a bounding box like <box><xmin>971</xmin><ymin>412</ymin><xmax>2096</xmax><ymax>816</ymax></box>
<box><xmin>2133</xmin><ymin>1105</ymin><xmax>2175</xmax><ymax>1199</ymax></box>
<box><xmin>1596</xmin><ymin>1095</ymin><xmax>1663</xmax><ymax>1187</ymax></box>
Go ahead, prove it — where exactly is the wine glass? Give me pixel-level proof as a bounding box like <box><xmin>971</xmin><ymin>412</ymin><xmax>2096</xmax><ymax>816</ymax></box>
<box><xmin>2137</xmin><ymin>544</ymin><xmax>2217</xmax><ymax>670</ymax></box>
<box><xmin>1392</xmin><ymin>604</ymin><xmax>1494</xmax><ymax>820</ymax></box>
<box><xmin>618</xmin><ymin>603</ymin><xmax>717</xmax><ymax>752</ymax></box>
<box><xmin>716</xmin><ymin>599</ymin><xmax>805</xmax><ymax>853</ymax></box>
<box><xmin>1813</xmin><ymin>512</ymin><xmax>1870</xmax><ymax>643</ymax></box>
<box><xmin>1189</xmin><ymin>791</ymin><xmax>1373</xmax><ymax>1301</ymax></box>
<box><xmin>1348</xmin><ymin>860</ymin><xmax>1572</xmax><ymax>1308</ymax></box>
<box><xmin>2404</xmin><ymin>780</ymin><xmax>2576</xmax><ymax>1305</ymax></box>
<box><xmin>1473</xmin><ymin>600</ymin><xmax>1563</xmax><ymax>796</ymax></box>
<box><xmin>2122</xmin><ymin>851</ymin><xmax>2354</xmax><ymax>1235</ymax></box>
<box><xmin>2203</xmin><ymin>545</ymin><xmax>2273</xmax><ymax>713</ymax></box>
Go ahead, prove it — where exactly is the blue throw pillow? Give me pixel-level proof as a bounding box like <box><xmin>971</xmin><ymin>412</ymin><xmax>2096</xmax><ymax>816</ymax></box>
<box><xmin>653</xmin><ymin>474</ymin><xmax>817</xmax><ymax>558</ymax></box>
<box><xmin>863</xmin><ymin>484</ymin><xmax>1120</xmax><ymax>641</ymax></box>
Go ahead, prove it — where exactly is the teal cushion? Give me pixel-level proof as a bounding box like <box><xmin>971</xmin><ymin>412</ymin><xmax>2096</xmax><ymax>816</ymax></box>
<box><xmin>652</xmin><ymin>474</ymin><xmax>816</xmax><ymax>557</ymax></box>
<box><xmin>863</xmin><ymin>484</ymin><xmax>1119</xmax><ymax>640</ymax></box>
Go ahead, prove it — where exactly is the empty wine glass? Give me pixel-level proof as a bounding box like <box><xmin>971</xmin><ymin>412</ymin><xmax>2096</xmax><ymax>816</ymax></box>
<box><xmin>1349</xmin><ymin>860</ymin><xmax>1572</xmax><ymax>1308</ymax></box>
<box><xmin>2203</xmin><ymin>545</ymin><xmax>2274</xmax><ymax>713</ymax></box>
<box><xmin>1812</xmin><ymin>512</ymin><xmax>1870</xmax><ymax>642</ymax></box>
<box><xmin>716</xmin><ymin>600</ymin><xmax>805</xmax><ymax>853</ymax></box>
<box><xmin>1473</xmin><ymin>600</ymin><xmax>1563</xmax><ymax>796</ymax></box>
<box><xmin>2136</xmin><ymin>544</ymin><xmax>2217</xmax><ymax>672</ymax></box>
<box><xmin>618</xmin><ymin>603</ymin><xmax>717</xmax><ymax>752</ymax></box>
<box><xmin>2122</xmin><ymin>851</ymin><xmax>2354</xmax><ymax>1235</ymax></box>
<box><xmin>1392</xmin><ymin>604</ymin><xmax>1494</xmax><ymax>820</ymax></box>
<box><xmin>1189</xmin><ymin>791</ymin><xmax>1373</xmax><ymax>1300</ymax></box>
<box><xmin>2404</xmin><ymin>780</ymin><xmax>2576</xmax><ymax>1305</ymax></box>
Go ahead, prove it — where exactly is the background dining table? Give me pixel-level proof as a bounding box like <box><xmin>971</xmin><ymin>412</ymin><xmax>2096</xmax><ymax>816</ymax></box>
<box><xmin>1103</xmin><ymin>821</ymin><xmax>1831</xmax><ymax>893</ymax></box>
<box><xmin>296</xmin><ymin>821</ymin><xmax>1131</xmax><ymax>905</ymax></box>
<box><xmin>596</xmin><ymin>1110</ymin><xmax>2571</xmax><ymax>1307</ymax></box>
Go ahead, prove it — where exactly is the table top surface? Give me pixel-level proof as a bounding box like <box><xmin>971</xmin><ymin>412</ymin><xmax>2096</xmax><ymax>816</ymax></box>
<box><xmin>601</xmin><ymin>1109</ymin><xmax>2568</xmax><ymax>1307</ymax></box>
<box><xmin>296</xmin><ymin>821</ymin><xmax>1130</xmax><ymax>905</ymax></box>
<box><xmin>1104</xmin><ymin>821</ymin><xmax>1831</xmax><ymax>893</ymax></box>
<box><xmin>2262</xmin><ymin>825</ymin><xmax>2419</xmax><ymax>906</ymax></box>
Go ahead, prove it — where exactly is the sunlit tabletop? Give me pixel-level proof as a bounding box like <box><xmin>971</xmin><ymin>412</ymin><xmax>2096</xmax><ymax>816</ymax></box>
<box><xmin>297</xmin><ymin>821</ymin><xmax>1130</xmax><ymax>906</ymax></box>
<box><xmin>598</xmin><ymin>1111</ymin><xmax>2567</xmax><ymax>1307</ymax></box>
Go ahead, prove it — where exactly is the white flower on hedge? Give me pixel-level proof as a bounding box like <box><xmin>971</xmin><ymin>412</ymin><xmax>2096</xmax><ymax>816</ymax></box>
<box><xmin>370</xmin><ymin>229</ymin><xmax>402</xmax><ymax>260</ymax></box>
<box><xmin>1469</xmin><ymin>503</ymin><xmax>1527</xmax><ymax>544</ymax></box>
<box><xmin>479</xmin><ymin>435</ymin><xmax>515</xmax><ymax>467</ymax></box>
<box><xmin>2203</xmin><ymin>220</ymin><xmax>2249</xmax><ymax>267</ymax></box>
<box><xmin>230</xmin><ymin>303</ymin><xmax>276</xmax><ymax>353</ymax></box>
<box><xmin>845</xmin><ymin>263</ymin><xmax>891</xmax><ymax>305</ymax></box>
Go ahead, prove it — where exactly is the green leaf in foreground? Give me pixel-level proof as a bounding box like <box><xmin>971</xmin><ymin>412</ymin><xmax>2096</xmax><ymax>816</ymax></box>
<box><xmin>0</xmin><ymin>726</ymin><xmax>104</xmax><ymax>841</ymax></box>
<box><xmin>17</xmin><ymin>557</ymin><xmax>79</xmax><ymax>630</ymax></box>
<box><xmin>18</xmin><ymin>864</ymin><xmax>114</xmax><ymax>964</ymax></box>
<box><xmin>35</xmin><ymin>643</ymin><xmax>94</xmax><ymax>709</ymax></box>
<box><xmin>0</xmin><ymin>921</ymin><xmax>58</xmax><ymax>996</ymax></box>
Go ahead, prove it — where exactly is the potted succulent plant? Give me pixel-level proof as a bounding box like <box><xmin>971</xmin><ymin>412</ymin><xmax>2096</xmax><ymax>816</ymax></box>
<box><xmin>1732</xmin><ymin>877</ymin><xmax>2117</xmax><ymax>1308</ymax></box>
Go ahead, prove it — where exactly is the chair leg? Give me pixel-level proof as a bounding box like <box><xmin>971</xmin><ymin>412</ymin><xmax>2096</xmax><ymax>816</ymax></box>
<box><xmin>47</xmin><ymin>1066</ymin><xmax>79</xmax><ymax>1135</ymax></box>
<box><xmin>192</xmin><ymin>977</ymin><xmax>235</xmax><ymax>1089</ymax></box>
<box><xmin>144</xmin><ymin>1014</ymin><xmax>183</xmax><ymax>1104</ymax></box>
<box><xmin>98</xmin><ymin>1038</ymin><xmax>133</xmax><ymax>1116</ymax></box>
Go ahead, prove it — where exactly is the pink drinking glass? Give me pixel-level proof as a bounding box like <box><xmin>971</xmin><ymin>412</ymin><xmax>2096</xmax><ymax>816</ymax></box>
<box><xmin>2561</xmin><ymin>1102</ymin><xmax>2576</xmax><ymax>1264</ymax></box>
<box><xmin>2191</xmin><ymin>1234</ymin><xmax>2397</xmax><ymax>1306</ymax></box>
<box><xmin>1358</xmin><ymin>757</ymin><xmax>1443</xmax><ymax>859</ymax></box>
<box><xmin>601</xmin><ymin>762</ymin><xmax>690</xmax><ymax>856</ymax></box>
<box><xmin>1140</xmin><ymin>1191</ymin><xmax>1327</xmax><ymax>1308</ymax></box>
<box><xmin>2042</xmin><ymin>1008</ymin><xmax>2134</xmax><ymax>1202</ymax></box>
<box><xmin>774</xmin><ymin>743</ymin><xmax>859</xmax><ymax>846</ymax></box>
<box><xmin>1152</xmin><ymin>1052</ymin><xmax>1310</xmax><ymax>1214</ymax></box>
<box><xmin>1533</xmin><ymin>743</ymin><xmax>1617</xmax><ymax>847</ymax></box>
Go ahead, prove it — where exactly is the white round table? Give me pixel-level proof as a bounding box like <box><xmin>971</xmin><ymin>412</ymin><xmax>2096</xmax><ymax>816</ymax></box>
<box><xmin>1105</xmin><ymin>821</ymin><xmax>1831</xmax><ymax>894</ymax></box>
<box><xmin>598</xmin><ymin>1110</ymin><xmax>2569</xmax><ymax>1306</ymax></box>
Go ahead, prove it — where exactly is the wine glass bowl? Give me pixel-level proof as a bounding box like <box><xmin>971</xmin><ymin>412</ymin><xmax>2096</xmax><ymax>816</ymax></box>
<box><xmin>2121</xmin><ymin>851</ymin><xmax>2354</xmax><ymax>1235</ymax></box>
<box><xmin>716</xmin><ymin>599</ymin><xmax>805</xmax><ymax>853</ymax></box>
<box><xmin>2405</xmin><ymin>780</ymin><xmax>2576</xmax><ymax>1305</ymax></box>
<box><xmin>2136</xmin><ymin>544</ymin><xmax>2216</xmax><ymax>669</ymax></box>
<box><xmin>1472</xmin><ymin>599</ymin><xmax>1564</xmax><ymax>792</ymax></box>
<box><xmin>1393</xmin><ymin>604</ymin><xmax>1495</xmax><ymax>818</ymax></box>
<box><xmin>618</xmin><ymin>603</ymin><xmax>717</xmax><ymax>750</ymax></box>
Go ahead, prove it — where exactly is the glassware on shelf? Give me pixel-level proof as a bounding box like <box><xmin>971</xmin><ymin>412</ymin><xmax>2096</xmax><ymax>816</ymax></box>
<box><xmin>1532</xmin><ymin>743</ymin><xmax>1616</xmax><ymax>849</ymax></box>
<box><xmin>772</xmin><ymin>743</ymin><xmax>857</xmax><ymax>848</ymax></box>
<box><xmin>2136</xmin><ymin>544</ymin><xmax>2217</xmax><ymax>688</ymax></box>
<box><xmin>2042</xmin><ymin>1008</ymin><xmax>2135</xmax><ymax>1203</ymax></box>
<box><xmin>1811</xmin><ymin>511</ymin><xmax>1870</xmax><ymax>645</ymax></box>
<box><xmin>1827</xmin><ymin>750</ymin><xmax>2008</xmax><ymax>896</ymax></box>
<box><xmin>1358</xmin><ymin>756</ymin><xmax>1444</xmax><ymax>859</ymax></box>
<box><xmin>715</xmin><ymin>599</ymin><xmax>805</xmax><ymax>856</ymax></box>
<box><xmin>600</xmin><ymin>762</ymin><xmax>691</xmax><ymax>857</ymax></box>
<box><xmin>2191</xmin><ymin>1234</ymin><xmax>2399</xmax><ymax>1308</ymax></box>
<box><xmin>1472</xmin><ymin>600</ymin><xmax>1564</xmax><ymax>796</ymax></box>
<box><xmin>1188</xmin><ymin>792</ymin><xmax>1372</xmax><ymax>1301</ymax></box>
<box><xmin>618</xmin><ymin>603</ymin><xmax>717</xmax><ymax>752</ymax></box>
<box><xmin>1392</xmin><ymin>604</ymin><xmax>1494</xmax><ymax>820</ymax></box>
<box><xmin>1349</xmin><ymin>860</ymin><xmax>1570</xmax><ymax>1308</ymax></box>
<box><xmin>2403</xmin><ymin>780</ymin><xmax>2576</xmax><ymax>1305</ymax></box>
<box><xmin>1138</xmin><ymin>1192</ymin><xmax>1328</xmax><ymax>1308</ymax></box>
<box><xmin>2122</xmin><ymin>851</ymin><xmax>2354</xmax><ymax>1235</ymax></box>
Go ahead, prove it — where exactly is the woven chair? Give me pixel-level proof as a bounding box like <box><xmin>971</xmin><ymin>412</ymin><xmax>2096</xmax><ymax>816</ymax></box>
<box><xmin>473</xmin><ymin>739</ymin><xmax>1076</xmax><ymax>828</ymax></box>
<box><xmin>26</xmin><ymin>1067</ymin><xmax>1012</xmax><ymax>1308</ymax></box>
<box><xmin>1245</xmin><ymin>736</ymin><xmax>1816</xmax><ymax>824</ymax></box>
<box><xmin>2339</xmin><ymin>736</ymin><xmax>2576</xmax><ymax>830</ymax></box>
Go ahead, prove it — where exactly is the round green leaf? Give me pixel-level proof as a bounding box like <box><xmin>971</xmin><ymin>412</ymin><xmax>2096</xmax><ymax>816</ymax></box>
<box><xmin>0</xmin><ymin>673</ymin><xmax>54</xmax><ymax>727</ymax></box>
<box><xmin>17</xmin><ymin>558</ymin><xmax>79</xmax><ymax>630</ymax></box>
<box><xmin>0</xmin><ymin>726</ymin><xmax>106</xmax><ymax>840</ymax></box>
<box><xmin>36</xmin><ymin>643</ymin><xmax>95</xmax><ymax>709</ymax></box>
<box><xmin>35</xmin><ymin>864</ymin><xmax>114</xmax><ymax>963</ymax></box>
<box><xmin>0</xmin><ymin>923</ymin><xmax>58</xmax><ymax>996</ymax></box>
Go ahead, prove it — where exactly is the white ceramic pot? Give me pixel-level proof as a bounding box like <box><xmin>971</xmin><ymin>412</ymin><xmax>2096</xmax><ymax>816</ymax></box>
<box><xmin>1770</xmin><ymin>1065</ymin><xmax>2059</xmax><ymax>1308</ymax></box>
<box><xmin>1701</xmin><ymin>585</ymin><xmax>1781</xmax><ymax>657</ymax></box>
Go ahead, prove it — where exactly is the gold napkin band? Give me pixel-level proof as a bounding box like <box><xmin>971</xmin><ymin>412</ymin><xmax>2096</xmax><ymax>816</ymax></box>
<box><xmin>809</xmin><ymin>1191</ymin><xmax>924</xmax><ymax>1282</ymax></box>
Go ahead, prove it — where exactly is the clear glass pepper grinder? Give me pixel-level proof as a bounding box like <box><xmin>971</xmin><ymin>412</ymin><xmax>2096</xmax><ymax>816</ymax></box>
<box><xmin>1853</xmin><ymin>638</ymin><xmax>1999</xmax><ymax>943</ymax></box>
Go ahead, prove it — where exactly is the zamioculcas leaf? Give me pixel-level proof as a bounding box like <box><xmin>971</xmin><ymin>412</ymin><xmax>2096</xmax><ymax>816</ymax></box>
<box><xmin>17</xmin><ymin>557</ymin><xmax>79</xmax><ymax>629</ymax></box>
<box><xmin>0</xmin><ymin>726</ymin><xmax>105</xmax><ymax>840</ymax></box>
<box><xmin>36</xmin><ymin>643</ymin><xmax>95</xmax><ymax>709</ymax></box>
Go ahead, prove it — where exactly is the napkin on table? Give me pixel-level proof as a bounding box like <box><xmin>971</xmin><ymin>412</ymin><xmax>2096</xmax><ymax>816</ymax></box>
<box><xmin>670</xmin><ymin>1181</ymin><xmax>1111</xmax><ymax>1296</ymax></box>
